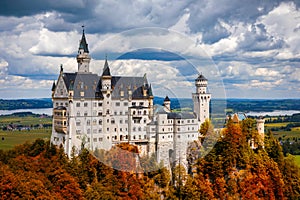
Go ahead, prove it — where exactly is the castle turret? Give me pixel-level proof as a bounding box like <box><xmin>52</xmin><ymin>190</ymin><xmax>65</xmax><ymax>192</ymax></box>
<box><xmin>101</xmin><ymin>57</ymin><xmax>112</xmax><ymax>95</ymax></box>
<box><xmin>77</xmin><ymin>28</ymin><xmax>91</xmax><ymax>73</ymax></box>
<box><xmin>192</xmin><ymin>74</ymin><xmax>211</xmax><ymax>124</ymax></box>
<box><xmin>163</xmin><ymin>96</ymin><xmax>171</xmax><ymax>112</ymax></box>
<box><xmin>256</xmin><ymin>117</ymin><xmax>265</xmax><ymax>148</ymax></box>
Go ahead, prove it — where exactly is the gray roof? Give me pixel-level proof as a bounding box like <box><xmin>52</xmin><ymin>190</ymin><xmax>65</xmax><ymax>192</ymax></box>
<box><xmin>167</xmin><ymin>112</ymin><xmax>197</xmax><ymax>119</ymax></box>
<box><xmin>111</xmin><ymin>76</ymin><xmax>151</xmax><ymax>99</ymax></box>
<box><xmin>61</xmin><ymin>73</ymin><xmax>152</xmax><ymax>99</ymax></box>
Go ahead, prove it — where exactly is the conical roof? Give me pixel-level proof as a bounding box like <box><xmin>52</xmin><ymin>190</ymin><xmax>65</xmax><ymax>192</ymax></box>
<box><xmin>79</xmin><ymin>29</ymin><xmax>89</xmax><ymax>53</ymax></box>
<box><xmin>102</xmin><ymin>57</ymin><xmax>111</xmax><ymax>76</ymax></box>
<box><xmin>196</xmin><ymin>74</ymin><xmax>207</xmax><ymax>81</ymax></box>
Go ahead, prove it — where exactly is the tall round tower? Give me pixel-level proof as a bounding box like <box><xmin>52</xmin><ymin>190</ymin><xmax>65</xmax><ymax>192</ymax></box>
<box><xmin>256</xmin><ymin>117</ymin><xmax>265</xmax><ymax>147</ymax></box>
<box><xmin>192</xmin><ymin>74</ymin><xmax>211</xmax><ymax>124</ymax></box>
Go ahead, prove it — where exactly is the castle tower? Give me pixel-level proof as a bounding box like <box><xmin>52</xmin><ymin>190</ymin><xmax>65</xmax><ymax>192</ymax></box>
<box><xmin>163</xmin><ymin>96</ymin><xmax>171</xmax><ymax>112</ymax></box>
<box><xmin>77</xmin><ymin>28</ymin><xmax>91</xmax><ymax>73</ymax></box>
<box><xmin>101</xmin><ymin>57</ymin><xmax>113</xmax><ymax>148</ymax></box>
<box><xmin>192</xmin><ymin>74</ymin><xmax>211</xmax><ymax>124</ymax></box>
<box><xmin>256</xmin><ymin>117</ymin><xmax>265</xmax><ymax>148</ymax></box>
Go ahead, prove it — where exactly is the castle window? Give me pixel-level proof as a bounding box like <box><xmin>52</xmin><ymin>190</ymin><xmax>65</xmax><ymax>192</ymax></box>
<box><xmin>178</xmin><ymin>135</ymin><xmax>180</xmax><ymax>138</ymax></box>
<box><xmin>107</xmin><ymin>119</ymin><xmax>109</xmax><ymax>123</ymax></box>
<box><xmin>192</xmin><ymin>134</ymin><xmax>194</xmax><ymax>137</ymax></box>
<box><xmin>107</xmin><ymin>136</ymin><xmax>109</xmax><ymax>139</ymax></box>
<box><xmin>120</xmin><ymin>120</ymin><xmax>123</xmax><ymax>124</ymax></box>
<box><xmin>93</xmin><ymin>138</ymin><xmax>97</xmax><ymax>142</ymax></box>
<box><xmin>116</xmin><ymin>102</ymin><xmax>120</xmax><ymax>106</ymax></box>
<box><xmin>139</xmin><ymin>135</ymin><xmax>141</xmax><ymax>139</ymax></box>
<box><xmin>115</xmin><ymin>128</ymin><xmax>117</xmax><ymax>132</ymax></box>
<box><xmin>138</xmin><ymin>127</ymin><xmax>141</xmax><ymax>131</ymax></box>
<box><xmin>84</xmin><ymin>102</ymin><xmax>88</xmax><ymax>107</ymax></box>
<box><xmin>84</xmin><ymin>112</ymin><xmax>88</xmax><ymax>116</ymax></box>
<box><xmin>93</xmin><ymin>119</ymin><xmax>97</xmax><ymax>125</ymax></box>
<box><xmin>125</xmin><ymin>111</ymin><xmax>128</xmax><ymax>115</ymax></box>
<box><xmin>192</xmin><ymin>120</ymin><xmax>194</xmax><ymax>123</ymax></box>
<box><xmin>125</xmin><ymin>120</ymin><xmax>128</xmax><ymax>123</ymax></box>
<box><xmin>133</xmin><ymin>111</ymin><xmax>136</xmax><ymax>115</ymax></box>
<box><xmin>60</xmin><ymin>89</ymin><xmax>63</xmax><ymax>95</ymax></box>
<box><xmin>87</xmin><ymin>138</ymin><xmax>90</xmax><ymax>142</ymax></box>
<box><xmin>162</xmin><ymin>128</ymin><xmax>164</xmax><ymax>132</ymax></box>
<box><xmin>107</xmin><ymin>128</ymin><xmax>109</xmax><ymax>131</ymax></box>
<box><xmin>77</xmin><ymin>112</ymin><xmax>80</xmax><ymax>116</ymax></box>
<box><xmin>124</xmin><ymin>102</ymin><xmax>128</xmax><ymax>106</ymax></box>
<box><xmin>106</xmin><ymin>109</ymin><xmax>110</xmax><ymax>114</ymax></box>
<box><xmin>114</xmin><ymin>111</ymin><xmax>117</xmax><ymax>115</ymax></box>
<box><xmin>178</xmin><ymin>128</ymin><xmax>180</xmax><ymax>131</ymax></box>
<box><xmin>98</xmin><ymin>112</ymin><xmax>102</xmax><ymax>116</ymax></box>
<box><xmin>76</xmin><ymin>102</ymin><xmax>80</xmax><ymax>107</ymax></box>
<box><xmin>93</xmin><ymin>129</ymin><xmax>97</xmax><ymax>134</ymax></box>
<box><xmin>87</xmin><ymin>120</ymin><xmax>90</xmax><ymax>126</ymax></box>
<box><xmin>140</xmin><ymin>102</ymin><xmax>144</xmax><ymax>106</ymax></box>
<box><xmin>98</xmin><ymin>102</ymin><xmax>102</xmax><ymax>106</ymax></box>
<box><xmin>98</xmin><ymin>129</ymin><xmax>102</xmax><ymax>133</ymax></box>
<box><xmin>125</xmin><ymin>135</ymin><xmax>128</xmax><ymax>139</ymax></box>
<box><xmin>111</xmin><ymin>119</ymin><xmax>115</xmax><ymax>124</ymax></box>
<box><xmin>120</xmin><ymin>128</ymin><xmax>122</xmax><ymax>131</ymax></box>
<box><xmin>87</xmin><ymin>129</ymin><xmax>90</xmax><ymax>134</ymax></box>
<box><xmin>99</xmin><ymin>137</ymin><xmax>103</xmax><ymax>141</ymax></box>
<box><xmin>133</xmin><ymin>127</ymin><xmax>136</xmax><ymax>132</ymax></box>
<box><xmin>76</xmin><ymin>120</ymin><xmax>81</xmax><ymax>126</ymax></box>
<box><xmin>177</xmin><ymin>120</ymin><xmax>180</xmax><ymax>124</ymax></box>
<box><xmin>98</xmin><ymin>119</ymin><xmax>102</xmax><ymax>125</ymax></box>
<box><xmin>132</xmin><ymin>102</ymin><xmax>136</xmax><ymax>106</ymax></box>
<box><xmin>143</xmin><ymin>119</ymin><xmax>146</xmax><ymax>123</ymax></box>
<box><xmin>76</xmin><ymin>130</ymin><xmax>81</xmax><ymax>134</ymax></box>
<box><xmin>144</xmin><ymin>135</ymin><xmax>146</xmax><ymax>139</ymax></box>
<box><xmin>162</xmin><ymin>136</ymin><xmax>164</xmax><ymax>139</ymax></box>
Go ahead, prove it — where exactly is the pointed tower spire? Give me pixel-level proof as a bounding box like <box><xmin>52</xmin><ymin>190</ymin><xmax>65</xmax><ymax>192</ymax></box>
<box><xmin>79</xmin><ymin>25</ymin><xmax>89</xmax><ymax>53</ymax></box>
<box><xmin>102</xmin><ymin>55</ymin><xmax>111</xmax><ymax>76</ymax></box>
<box><xmin>51</xmin><ymin>81</ymin><xmax>56</xmax><ymax>91</ymax></box>
<box><xmin>77</xmin><ymin>26</ymin><xmax>91</xmax><ymax>73</ymax></box>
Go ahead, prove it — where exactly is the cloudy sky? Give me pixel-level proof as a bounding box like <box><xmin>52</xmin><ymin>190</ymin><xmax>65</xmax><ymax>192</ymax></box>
<box><xmin>0</xmin><ymin>0</ymin><xmax>299</xmax><ymax>99</ymax></box>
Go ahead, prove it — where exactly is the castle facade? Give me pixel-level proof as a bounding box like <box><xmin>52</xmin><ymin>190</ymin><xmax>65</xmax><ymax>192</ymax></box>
<box><xmin>50</xmin><ymin>30</ymin><xmax>211</xmax><ymax>169</ymax></box>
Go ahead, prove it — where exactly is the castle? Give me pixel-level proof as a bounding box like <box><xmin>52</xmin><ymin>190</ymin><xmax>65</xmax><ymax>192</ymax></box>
<box><xmin>50</xmin><ymin>30</ymin><xmax>211</xmax><ymax>169</ymax></box>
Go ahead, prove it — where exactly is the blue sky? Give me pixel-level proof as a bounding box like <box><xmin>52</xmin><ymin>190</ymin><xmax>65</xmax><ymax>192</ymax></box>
<box><xmin>0</xmin><ymin>0</ymin><xmax>299</xmax><ymax>99</ymax></box>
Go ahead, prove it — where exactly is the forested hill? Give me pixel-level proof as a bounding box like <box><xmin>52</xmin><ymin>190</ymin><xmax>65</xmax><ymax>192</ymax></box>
<box><xmin>1</xmin><ymin>119</ymin><xmax>300</xmax><ymax>199</ymax></box>
<box><xmin>0</xmin><ymin>99</ymin><xmax>52</xmax><ymax>110</ymax></box>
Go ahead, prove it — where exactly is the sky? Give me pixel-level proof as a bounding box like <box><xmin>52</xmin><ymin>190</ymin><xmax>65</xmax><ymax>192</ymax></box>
<box><xmin>0</xmin><ymin>0</ymin><xmax>299</xmax><ymax>99</ymax></box>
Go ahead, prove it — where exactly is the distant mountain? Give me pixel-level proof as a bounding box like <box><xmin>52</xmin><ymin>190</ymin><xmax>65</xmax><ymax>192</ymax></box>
<box><xmin>1</xmin><ymin>97</ymin><xmax>300</xmax><ymax>114</ymax></box>
<box><xmin>0</xmin><ymin>98</ymin><xmax>52</xmax><ymax>110</ymax></box>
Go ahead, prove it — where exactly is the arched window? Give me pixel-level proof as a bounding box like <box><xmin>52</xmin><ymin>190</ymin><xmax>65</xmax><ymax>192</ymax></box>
<box><xmin>93</xmin><ymin>119</ymin><xmax>97</xmax><ymax>125</ymax></box>
<box><xmin>87</xmin><ymin>120</ymin><xmax>90</xmax><ymax>126</ymax></box>
<box><xmin>143</xmin><ymin>110</ymin><xmax>147</xmax><ymax>115</ymax></box>
<box><xmin>98</xmin><ymin>119</ymin><xmax>102</xmax><ymax>125</ymax></box>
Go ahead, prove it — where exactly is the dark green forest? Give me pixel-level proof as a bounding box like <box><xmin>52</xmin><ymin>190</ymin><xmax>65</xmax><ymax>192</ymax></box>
<box><xmin>0</xmin><ymin>119</ymin><xmax>300</xmax><ymax>199</ymax></box>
